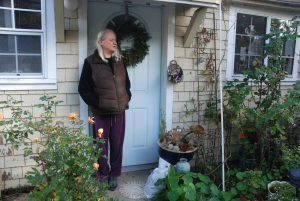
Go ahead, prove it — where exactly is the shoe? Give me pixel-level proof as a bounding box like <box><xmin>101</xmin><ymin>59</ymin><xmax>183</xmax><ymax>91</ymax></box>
<box><xmin>108</xmin><ymin>177</ymin><xmax>118</xmax><ymax>190</ymax></box>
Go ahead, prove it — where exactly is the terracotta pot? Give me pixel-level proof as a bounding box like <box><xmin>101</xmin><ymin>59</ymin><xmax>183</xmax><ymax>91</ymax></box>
<box><xmin>239</xmin><ymin>193</ymin><xmax>264</xmax><ymax>201</ymax></box>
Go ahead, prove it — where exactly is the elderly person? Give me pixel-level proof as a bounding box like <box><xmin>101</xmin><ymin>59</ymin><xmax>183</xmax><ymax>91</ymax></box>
<box><xmin>78</xmin><ymin>29</ymin><xmax>131</xmax><ymax>190</ymax></box>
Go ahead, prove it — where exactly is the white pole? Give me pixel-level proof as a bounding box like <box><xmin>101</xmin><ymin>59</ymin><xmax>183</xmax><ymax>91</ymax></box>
<box><xmin>219</xmin><ymin>3</ymin><xmax>225</xmax><ymax>192</ymax></box>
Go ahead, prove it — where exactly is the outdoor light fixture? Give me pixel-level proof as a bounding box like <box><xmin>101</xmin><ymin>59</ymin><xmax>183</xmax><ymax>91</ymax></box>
<box><xmin>289</xmin><ymin>169</ymin><xmax>300</xmax><ymax>197</ymax></box>
<box><xmin>64</xmin><ymin>0</ymin><xmax>79</xmax><ymax>10</ymax></box>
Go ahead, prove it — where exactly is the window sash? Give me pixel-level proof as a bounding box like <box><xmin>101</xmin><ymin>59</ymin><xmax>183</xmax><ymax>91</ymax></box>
<box><xmin>0</xmin><ymin>0</ymin><xmax>45</xmax><ymax>78</ymax></box>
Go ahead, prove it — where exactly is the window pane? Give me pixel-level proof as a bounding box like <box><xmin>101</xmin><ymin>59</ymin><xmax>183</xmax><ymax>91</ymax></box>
<box><xmin>234</xmin><ymin>55</ymin><xmax>248</xmax><ymax>74</ymax></box>
<box><xmin>249</xmin><ymin>56</ymin><xmax>263</xmax><ymax>71</ymax></box>
<box><xmin>236</xmin><ymin>13</ymin><xmax>251</xmax><ymax>35</ymax></box>
<box><xmin>14</xmin><ymin>0</ymin><xmax>41</xmax><ymax>10</ymax></box>
<box><xmin>0</xmin><ymin>9</ymin><xmax>12</xmax><ymax>28</ymax></box>
<box><xmin>282</xmin><ymin>40</ymin><xmax>295</xmax><ymax>57</ymax></box>
<box><xmin>15</xmin><ymin>10</ymin><xmax>41</xmax><ymax>29</ymax></box>
<box><xmin>18</xmin><ymin>55</ymin><xmax>41</xmax><ymax>73</ymax></box>
<box><xmin>17</xmin><ymin>35</ymin><xmax>41</xmax><ymax>53</ymax></box>
<box><xmin>0</xmin><ymin>34</ymin><xmax>15</xmax><ymax>53</ymax></box>
<box><xmin>235</xmin><ymin>35</ymin><xmax>250</xmax><ymax>54</ymax></box>
<box><xmin>0</xmin><ymin>55</ymin><xmax>16</xmax><ymax>73</ymax></box>
<box><xmin>252</xmin><ymin>16</ymin><xmax>266</xmax><ymax>36</ymax></box>
<box><xmin>282</xmin><ymin>57</ymin><xmax>294</xmax><ymax>75</ymax></box>
<box><xmin>249</xmin><ymin>36</ymin><xmax>264</xmax><ymax>56</ymax></box>
<box><xmin>0</xmin><ymin>0</ymin><xmax>11</xmax><ymax>7</ymax></box>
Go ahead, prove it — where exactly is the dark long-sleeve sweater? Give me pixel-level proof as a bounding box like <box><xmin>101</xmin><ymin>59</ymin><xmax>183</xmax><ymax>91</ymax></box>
<box><xmin>78</xmin><ymin>54</ymin><xmax>131</xmax><ymax>110</ymax></box>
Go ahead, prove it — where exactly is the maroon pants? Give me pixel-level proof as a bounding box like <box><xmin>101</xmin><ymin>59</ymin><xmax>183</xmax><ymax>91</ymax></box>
<box><xmin>93</xmin><ymin>112</ymin><xmax>126</xmax><ymax>179</ymax></box>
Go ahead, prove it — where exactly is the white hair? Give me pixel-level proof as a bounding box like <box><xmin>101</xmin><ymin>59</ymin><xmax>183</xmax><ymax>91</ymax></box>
<box><xmin>95</xmin><ymin>29</ymin><xmax>122</xmax><ymax>63</ymax></box>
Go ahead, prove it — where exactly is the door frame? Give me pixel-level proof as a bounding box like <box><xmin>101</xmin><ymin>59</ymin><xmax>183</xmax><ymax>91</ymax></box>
<box><xmin>78</xmin><ymin>0</ymin><xmax>175</xmax><ymax>138</ymax></box>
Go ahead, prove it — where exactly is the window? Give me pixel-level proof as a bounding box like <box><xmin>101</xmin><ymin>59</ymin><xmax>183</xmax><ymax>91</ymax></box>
<box><xmin>0</xmin><ymin>0</ymin><xmax>56</xmax><ymax>90</ymax></box>
<box><xmin>226</xmin><ymin>5</ymin><xmax>300</xmax><ymax>84</ymax></box>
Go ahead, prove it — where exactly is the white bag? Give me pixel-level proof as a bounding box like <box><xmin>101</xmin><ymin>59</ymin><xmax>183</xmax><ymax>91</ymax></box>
<box><xmin>158</xmin><ymin>157</ymin><xmax>170</xmax><ymax>169</ymax></box>
<box><xmin>144</xmin><ymin>167</ymin><xmax>168</xmax><ymax>199</ymax></box>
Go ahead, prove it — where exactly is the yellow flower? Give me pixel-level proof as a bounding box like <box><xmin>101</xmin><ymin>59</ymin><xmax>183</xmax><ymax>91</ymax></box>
<box><xmin>67</xmin><ymin>112</ymin><xmax>78</xmax><ymax>121</ymax></box>
<box><xmin>34</xmin><ymin>137</ymin><xmax>39</xmax><ymax>143</ymax></box>
<box><xmin>0</xmin><ymin>112</ymin><xmax>3</xmax><ymax>119</ymax></box>
<box><xmin>98</xmin><ymin>199</ymin><xmax>101</xmax><ymax>201</ymax></box>
<box><xmin>98</xmin><ymin>128</ymin><xmax>103</xmax><ymax>138</ymax></box>
<box><xmin>93</xmin><ymin>163</ymin><xmax>99</xmax><ymax>169</ymax></box>
<box><xmin>88</xmin><ymin>116</ymin><xmax>94</xmax><ymax>124</ymax></box>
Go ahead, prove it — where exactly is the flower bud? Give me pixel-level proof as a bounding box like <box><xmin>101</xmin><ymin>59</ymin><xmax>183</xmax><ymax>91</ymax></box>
<box><xmin>34</xmin><ymin>137</ymin><xmax>39</xmax><ymax>142</ymax></box>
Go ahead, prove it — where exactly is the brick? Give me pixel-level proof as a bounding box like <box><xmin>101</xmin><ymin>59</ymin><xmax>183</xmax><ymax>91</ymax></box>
<box><xmin>0</xmin><ymin>95</ymin><xmax>7</xmax><ymax>103</ymax></box>
<box><xmin>185</xmin><ymin>48</ymin><xmax>197</xmax><ymax>58</ymax></box>
<box><xmin>21</xmin><ymin>95</ymin><xmax>45</xmax><ymax>106</ymax></box>
<box><xmin>176</xmin><ymin>58</ymin><xmax>194</xmax><ymax>70</ymax></box>
<box><xmin>173</xmin><ymin>102</ymin><xmax>186</xmax><ymax>113</ymax></box>
<box><xmin>184</xmin><ymin>71</ymin><xmax>196</xmax><ymax>81</ymax></box>
<box><xmin>173</xmin><ymin>82</ymin><xmax>184</xmax><ymax>91</ymax></box>
<box><xmin>13</xmin><ymin>143</ymin><xmax>27</xmax><ymax>156</ymax></box>
<box><xmin>175</xmin><ymin>26</ymin><xmax>187</xmax><ymax>37</ymax></box>
<box><xmin>24</xmin><ymin>155</ymin><xmax>38</xmax><ymax>166</ymax></box>
<box><xmin>28</xmin><ymin>90</ymin><xmax>45</xmax><ymax>94</ymax></box>
<box><xmin>174</xmin><ymin>47</ymin><xmax>185</xmax><ymax>58</ymax></box>
<box><xmin>57</xmin><ymin>82</ymin><xmax>79</xmax><ymax>93</ymax></box>
<box><xmin>0</xmin><ymin>91</ymin><xmax>4</xmax><ymax>94</ymax></box>
<box><xmin>5</xmin><ymin>155</ymin><xmax>24</xmax><ymax>168</ymax></box>
<box><xmin>175</xmin><ymin>15</ymin><xmax>191</xmax><ymax>26</ymax></box>
<box><xmin>175</xmin><ymin>36</ymin><xmax>183</xmax><ymax>47</ymax></box>
<box><xmin>173</xmin><ymin>92</ymin><xmax>179</xmax><ymax>102</ymax></box>
<box><xmin>57</xmin><ymin>55</ymin><xmax>78</xmax><ymax>68</ymax></box>
<box><xmin>4</xmin><ymin>91</ymin><xmax>28</xmax><ymax>95</ymax></box>
<box><xmin>66</xmin><ymin>69</ymin><xmax>79</xmax><ymax>81</ymax></box>
<box><xmin>70</xmin><ymin>19</ymin><xmax>78</xmax><ymax>30</ymax></box>
<box><xmin>3</xmin><ymin>167</ymin><xmax>23</xmax><ymax>180</ymax></box>
<box><xmin>178</xmin><ymin>92</ymin><xmax>190</xmax><ymax>101</ymax></box>
<box><xmin>64</xmin><ymin>7</ymin><xmax>77</xmax><ymax>18</ymax></box>
<box><xmin>65</xmin><ymin>31</ymin><xmax>78</xmax><ymax>42</ymax></box>
<box><xmin>4</xmin><ymin>179</ymin><xmax>20</xmax><ymax>189</ymax></box>
<box><xmin>55</xmin><ymin>105</ymin><xmax>71</xmax><ymax>117</ymax></box>
<box><xmin>19</xmin><ymin>178</ymin><xmax>30</xmax><ymax>186</ymax></box>
<box><xmin>71</xmin><ymin>106</ymin><xmax>80</xmax><ymax>116</ymax></box>
<box><xmin>180</xmin><ymin>112</ymin><xmax>192</xmax><ymax>122</ymax></box>
<box><xmin>64</xmin><ymin>18</ymin><xmax>70</xmax><ymax>30</ymax></box>
<box><xmin>23</xmin><ymin>166</ymin><xmax>40</xmax><ymax>178</ymax></box>
<box><xmin>172</xmin><ymin>112</ymin><xmax>180</xmax><ymax>123</ymax></box>
<box><xmin>184</xmin><ymin>82</ymin><xmax>194</xmax><ymax>91</ymax></box>
<box><xmin>56</xmin><ymin>43</ymin><xmax>72</xmax><ymax>54</ymax></box>
<box><xmin>3</xmin><ymin>107</ymin><xmax>13</xmax><ymax>119</ymax></box>
<box><xmin>57</xmin><ymin>69</ymin><xmax>66</xmax><ymax>82</ymax></box>
<box><xmin>70</xmin><ymin>43</ymin><xmax>79</xmax><ymax>54</ymax></box>
<box><xmin>45</xmin><ymin>90</ymin><xmax>58</xmax><ymax>93</ymax></box>
<box><xmin>67</xmin><ymin>94</ymin><xmax>79</xmax><ymax>105</ymax></box>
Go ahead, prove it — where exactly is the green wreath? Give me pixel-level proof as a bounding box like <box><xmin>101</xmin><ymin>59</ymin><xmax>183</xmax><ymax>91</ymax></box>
<box><xmin>114</xmin><ymin>21</ymin><xmax>151</xmax><ymax>67</ymax></box>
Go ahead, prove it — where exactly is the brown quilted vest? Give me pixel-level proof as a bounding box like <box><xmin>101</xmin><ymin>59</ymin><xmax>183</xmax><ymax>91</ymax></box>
<box><xmin>86</xmin><ymin>53</ymin><xmax>129</xmax><ymax>115</ymax></box>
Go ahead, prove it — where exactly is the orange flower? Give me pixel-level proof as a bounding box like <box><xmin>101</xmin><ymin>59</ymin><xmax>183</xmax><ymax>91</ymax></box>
<box><xmin>34</xmin><ymin>137</ymin><xmax>39</xmax><ymax>142</ymax></box>
<box><xmin>67</xmin><ymin>112</ymin><xmax>78</xmax><ymax>121</ymax></box>
<box><xmin>0</xmin><ymin>112</ymin><xmax>3</xmax><ymax>119</ymax></box>
<box><xmin>98</xmin><ymin>128</ymin><xmax>103</xmax><ymax>138</ymax></box>
<box><xmin>98</xmin><ymin>199</ymin><xmax>101</xmax><ymax>201</ymax></box>
<box><xmin>93</xmin><ymin>163</ymin><xmax>99</xmax><ymax>169</ymax></box>
<box><xmin>240</xmin><ymin>134</ymin><xmax>245</xmax><ymax>139</ymax></box>
<box><xmin>87</xmin><ymin>116</ymin><xmax>94</xmax><ymax>124</ymax></box>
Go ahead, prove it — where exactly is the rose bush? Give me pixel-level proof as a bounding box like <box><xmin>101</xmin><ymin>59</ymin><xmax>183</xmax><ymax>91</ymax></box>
<box><xmin>0</xmin><ymin>95</ymin><xmax>118</xmax><ymax>201</ymax></box>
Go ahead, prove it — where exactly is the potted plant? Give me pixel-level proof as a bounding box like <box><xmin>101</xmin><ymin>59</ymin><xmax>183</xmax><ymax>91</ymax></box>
<box><xmin>235</xmin><ymin>170</ymin><xmax>268</xmax><ymax>201</ymax></box>
<box><xmin>157</xmin><ymin>111</ymin><xmax>205</xmax><ymax>165</ymax></box>
<box><xmin>268</xmin><ymin>181</ymin><xmax>298</xmax><ymax>200</ymax></box>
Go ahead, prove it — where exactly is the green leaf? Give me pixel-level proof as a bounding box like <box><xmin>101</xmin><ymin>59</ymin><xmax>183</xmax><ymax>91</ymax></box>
<box><xmin>196</xmin><ymin>182</ymin><xmax>210</xmax><ymax>194</ymax></box>
<box><xmin>167</xmin><ymin>189</ymin><xmax>179</xmax><ymax>201</ymax></box>
<box><xmin>182</xmin><ymin>174</ymin><xmax>193</xmax><ymax>185</ymax></box>
<box><xmin>252</xmin><ymin>182</ymin><xmax>260</xmax><ymax>188</ymax></box>
<box><xmin>169</xmin><ymin>175</ymin><xmax>180</xmax><ymax>190</ymax></box>
<box><xmin>154</xmin><ymin>178</ymin><xmax>164</xmax><ymax>187</ymax></box>
<box><xmin>221</xmin><ymin>191</ymin><xmax>231</xmax><ymax>201</ymax></box>
<box><xmin>209</xmin><ymin>197</ymin><xmax>220</xmax><ymax>201</ymax></box>
<box><xmin>168</xmin><ymin>165</ymin><xmax>175</xmax><ymax>179</ymax></box>
<box><xmin>230</xmin><ymin>187</ymin><xmax>238</xmax><ymax>196</ymax></box>
<box><xmin>210</xmin><ymin>184</ymin><xmax>220</xmax><ymax>197</ymax></box>
<box><xmin>198</xmin><ymin>173</ymin><xmax>211</xmax><ymax>184</ymax></box>
<box><xmin>237</xmin><ymin>182</ymin><xmax>246</xmax><ymax>191</ymax></box>
<box><xmin>184</xmin><ymin>185</ymin><xmax>196</xmax><ymax>200</ymax></box>
<box><xmin>236</xmin><ymin>172</ymin><xmax>245</xmax><ymax>180</ymax></box>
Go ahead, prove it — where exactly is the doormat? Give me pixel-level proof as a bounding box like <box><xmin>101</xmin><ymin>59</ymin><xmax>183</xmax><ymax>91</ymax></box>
<box><xmin>119</xmin><ymin>181</ymin><xmax>146</xmax><ymax>199</ymax></box>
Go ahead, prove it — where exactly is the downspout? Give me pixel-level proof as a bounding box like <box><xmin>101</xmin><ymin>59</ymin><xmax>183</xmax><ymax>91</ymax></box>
<box><xmin>219</xmin><ymin>2</ymin><xmax>225</xmax><ymax>192</ymax></box>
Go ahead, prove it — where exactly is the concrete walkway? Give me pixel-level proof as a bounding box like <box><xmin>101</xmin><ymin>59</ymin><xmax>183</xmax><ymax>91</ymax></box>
<box><xmin>106</xmin><ymin>169</ymin><xmax>153</xmax><ymax>201</ymax></box>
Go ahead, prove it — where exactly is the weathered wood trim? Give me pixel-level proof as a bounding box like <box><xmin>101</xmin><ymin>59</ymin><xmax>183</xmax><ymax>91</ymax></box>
<box><xmin>183</xmin><ymin>7</ymin><xmax>207</xmax><ymax>48</ymax></box>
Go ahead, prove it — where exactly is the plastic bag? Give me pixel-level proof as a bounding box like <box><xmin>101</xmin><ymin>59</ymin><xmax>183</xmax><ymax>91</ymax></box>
<box><xmin>158</xmin><ymin>156</ymin><xmax>170</xmax><ymax>169</ymax></box>
<box><xmin>144</xmin><ymin>167</ymin><xmax>168</xmax><ymax>199</ymax></box>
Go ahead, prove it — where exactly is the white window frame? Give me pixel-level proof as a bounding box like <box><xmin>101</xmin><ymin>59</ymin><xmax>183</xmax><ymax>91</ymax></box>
<box><xmin>0</xmin><ymin>0</ymin><xmax>56</xmax><ymax>90</ymax></box>
<box><xmin>226</xmin><ymin>5</ymin><xmax>300</xmax><ymax>85</ymax></box>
